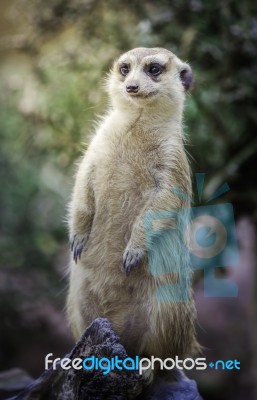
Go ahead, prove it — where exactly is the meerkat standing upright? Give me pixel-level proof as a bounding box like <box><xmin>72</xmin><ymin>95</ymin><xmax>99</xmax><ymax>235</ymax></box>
<box><xmin>67</xmin><ymin>47</ymin><xmax>199</xmax><ymax>369</ymax></box>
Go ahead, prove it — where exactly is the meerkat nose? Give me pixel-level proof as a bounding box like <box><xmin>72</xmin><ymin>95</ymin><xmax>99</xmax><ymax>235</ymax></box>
<box><xmin>126</xmin><ymin>83</ymin><xmax>139</xmax><ymax>93</ymax></box>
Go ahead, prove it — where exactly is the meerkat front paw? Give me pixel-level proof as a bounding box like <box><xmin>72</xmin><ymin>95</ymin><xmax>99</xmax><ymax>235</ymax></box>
<box><xmin>70</xmin><ymin>233</ymin><xmax>88</xmax><ymax>263</ymax></box>
<box><xmin>123</xmin><ymin>246</ymin><xmax>144</xmax><ymax>276</ymax></box>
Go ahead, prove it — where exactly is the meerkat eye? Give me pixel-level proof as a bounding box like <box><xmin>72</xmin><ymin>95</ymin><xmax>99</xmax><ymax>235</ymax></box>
<box><xmin>148</xmin><ymin>63</ymin><xmax>163</xmax><ymax>76</ymax></box>
<box><xmin>120</xmin><ymin>64</ymin><xmax>130</xmax><ymax>76</ymax></box>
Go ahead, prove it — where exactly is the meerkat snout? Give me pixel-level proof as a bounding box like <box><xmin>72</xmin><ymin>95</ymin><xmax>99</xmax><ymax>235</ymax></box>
<box><xmin>126</xmin><ymin>82</ymin><xmax>139</xmax><ymax>93</ymax></box>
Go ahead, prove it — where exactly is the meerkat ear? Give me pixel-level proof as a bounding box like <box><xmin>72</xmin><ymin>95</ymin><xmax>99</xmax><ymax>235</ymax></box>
<box><xmin>180</xmin><ymin>65</ymin><xmax>193</xmax><ymax>91</ymax></box>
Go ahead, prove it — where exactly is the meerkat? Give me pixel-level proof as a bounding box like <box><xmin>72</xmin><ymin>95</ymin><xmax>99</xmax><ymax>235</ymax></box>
<box><xmin>67</xmin><ymin>47</ymin><xmax>199</xmax><ymax>370</ymax></box>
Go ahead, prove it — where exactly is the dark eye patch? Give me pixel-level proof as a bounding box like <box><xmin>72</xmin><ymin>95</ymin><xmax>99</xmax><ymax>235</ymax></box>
<box><xmin>120</xmin><ymin>63</ymin><xmax>130</xmax><ymax>76</ymax></box>
<box><xmin>145</xmin><ymin>63</ymin><xmax>165</xmax><ymax>77</ymax></box>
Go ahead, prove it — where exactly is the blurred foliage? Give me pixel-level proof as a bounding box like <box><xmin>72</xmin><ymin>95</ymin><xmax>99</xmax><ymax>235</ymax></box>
<box><xmin>0</xmin><ymin>0</ymin><xmax>257</xmax><ymax>391</ymax></box>
<box><xmin>1</xmin><ymin>0</ymin><xmax>257</xmax><ymax>275</ymax></box>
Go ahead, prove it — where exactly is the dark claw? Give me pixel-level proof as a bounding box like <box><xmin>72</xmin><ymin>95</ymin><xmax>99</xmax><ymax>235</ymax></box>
<box><xmin>71</xmin><ymin>236</ymin><xmax>75</xmax><ymax>252</ymax></box>
<box><xmin>71</xmin><ymin>235</ymin><xmax>87</xmax><ymax>263</ymax></box>
<box><xmin>123</xmin><ymin>249</ymin><xmax>142</xmax><ymax>276</ymax></box>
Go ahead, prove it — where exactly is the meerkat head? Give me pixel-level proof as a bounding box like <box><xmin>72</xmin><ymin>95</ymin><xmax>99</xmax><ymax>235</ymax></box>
<box><xmin>107</xmin><ymin>47</ymin><xmax>193</xmax><ymax>114</ymax></box>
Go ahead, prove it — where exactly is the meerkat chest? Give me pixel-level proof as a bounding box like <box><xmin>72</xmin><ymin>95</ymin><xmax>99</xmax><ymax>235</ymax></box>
<box><xmin>92</xmin><ymin>130</ymin><xmax>166</xmax><ymax>197</ymax></box>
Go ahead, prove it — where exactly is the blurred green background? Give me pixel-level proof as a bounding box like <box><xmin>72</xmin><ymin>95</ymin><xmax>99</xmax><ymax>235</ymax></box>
<box><xmin>0</xmin><ymin>1</ymin><xmax>257</xmax><ymax>399</ymax></box>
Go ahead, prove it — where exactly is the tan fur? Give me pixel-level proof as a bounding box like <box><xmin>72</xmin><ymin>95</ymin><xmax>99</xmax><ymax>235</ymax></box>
<box><xmin>67</xmin><ymin>47</ymin><xmax>199</xmax><ymax>365</ymax></box>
